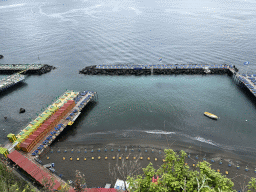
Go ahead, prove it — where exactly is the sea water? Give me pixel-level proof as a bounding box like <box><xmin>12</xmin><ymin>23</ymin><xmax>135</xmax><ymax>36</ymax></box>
<box><xmin>0</xmin><ymin>0</ymin><xmax>256</xmax><ymax>160</ymax></box>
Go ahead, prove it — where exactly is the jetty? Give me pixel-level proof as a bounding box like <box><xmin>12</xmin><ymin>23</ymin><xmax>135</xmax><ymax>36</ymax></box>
<box><xmin>0</xmin><ymin>64</ymin><xmax>55</xmax><ymax>74</ymax></box>
<box><xmin>229</xmin><ymin>67</ymin><xmax>256</xmax><ymax>97</ymax></box>
<box><xmin>0</xmin><ymin>90</ymin><xmax>97</xmax><ymax>191</ymax></box>
<box><xmin>79</xmin><ymin>64</ymin><xmax>237</xmax><ymax>75</ymax></box>
<box><xmin>0</xmin><ymin>73</ymin><xmax>25</xmax><ymax>92</ymax></box>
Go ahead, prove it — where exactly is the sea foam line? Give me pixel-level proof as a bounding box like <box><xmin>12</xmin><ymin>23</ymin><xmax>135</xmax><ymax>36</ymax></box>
<box><xmin>0</xmin><ymin>3</ymin><xmax>26</xmax><ymax>9</ymax></box>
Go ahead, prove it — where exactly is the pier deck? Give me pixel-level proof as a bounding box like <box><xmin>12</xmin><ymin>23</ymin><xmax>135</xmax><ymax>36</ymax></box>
<box><xmin>0</xmin><ymin>73</ymin><xmax>25</xmax><ymax>92</ymax></box>
<box><xmin>229</xmin><ymin>67</ymin><xmax>256</xmax><ymax>97</ymax></box>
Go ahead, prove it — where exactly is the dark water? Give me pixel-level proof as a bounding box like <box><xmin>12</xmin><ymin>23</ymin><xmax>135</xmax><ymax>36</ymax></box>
<box><xmin>0</xmin><ymin>0</ymin><xmax>256</xmax><ymax>160</ymax></box>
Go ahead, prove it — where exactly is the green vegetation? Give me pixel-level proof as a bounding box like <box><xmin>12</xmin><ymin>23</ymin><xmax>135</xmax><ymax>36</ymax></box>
<box><xmin>0</xmin><ymin>159</ymin><xmax>37</xmax><ymax>192</ymax></box>
<box><xmin>127</xmin><ymin>149</ymin><xmax>256</xmax><ymax>192</ymax></box>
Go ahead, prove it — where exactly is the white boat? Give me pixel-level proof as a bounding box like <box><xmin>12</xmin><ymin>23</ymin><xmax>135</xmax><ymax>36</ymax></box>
<box><xmin>204</xmin><ymin>112</ymin><xmax>218</xmax><ymax>120</ymax></box>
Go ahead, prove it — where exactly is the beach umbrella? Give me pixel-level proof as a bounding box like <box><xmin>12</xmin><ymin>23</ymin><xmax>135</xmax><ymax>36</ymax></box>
<box><xmin>244</xmin><ymin>61</ymin><xmax>250</xmax><ymax>75</ymax></box>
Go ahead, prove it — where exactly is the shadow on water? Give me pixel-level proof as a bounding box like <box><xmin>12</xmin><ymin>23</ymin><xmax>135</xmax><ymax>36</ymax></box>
<box><xmin>50</xmin><ymin>101</ymin><xmax>98</xmax><ymax>147</ymax></box>
<box><xmin>0</xmin><ymin>82</ymin><xmax>27</xmax><ymax>98</ymax></box>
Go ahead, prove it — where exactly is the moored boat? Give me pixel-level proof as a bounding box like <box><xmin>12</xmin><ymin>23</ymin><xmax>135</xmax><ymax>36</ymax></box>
<box><xmin>204</xmin><ymin>112</ymin><xmax>218</xmax><ymax>120</ymax></box>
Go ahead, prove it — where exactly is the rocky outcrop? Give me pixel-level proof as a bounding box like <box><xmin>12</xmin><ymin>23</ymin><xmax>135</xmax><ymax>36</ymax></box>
<box><xmin>19</xmin><ymin>108</ymin><xmax>25</xmax><ymax>113</ymax></box>
<box><xmin>38</xmin><ymin>64</ymin><xmax>55</xmax><ymax>75</ymax></box>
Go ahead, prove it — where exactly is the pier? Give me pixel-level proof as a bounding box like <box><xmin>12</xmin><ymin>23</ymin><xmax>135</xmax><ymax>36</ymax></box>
<box><xmin>0</xmin><ymin>72</ymin><xmax>25</xmax><ymax>92</ymax></box>
<box><xmin>229</xmin><ymin>67</ymin><xmax>256</xmax><ymax>97</ymax></box>
<box><xmin>0</xmin><ymin>64</ymin><xmax>55</xmax><ymax>74</ymax></box>
<box><xmin>80</xmin><ymin>64</ymin><xmax>237</xmax><ymax>75</ymax></box>
<box><xmin>0</xmin><ymin>90</ymin><xmax>97</xmax><ymax>191</ymax></box>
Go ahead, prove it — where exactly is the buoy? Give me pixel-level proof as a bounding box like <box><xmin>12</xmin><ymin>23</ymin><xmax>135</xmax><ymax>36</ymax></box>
<box><xmin>246</xmin><ymin>120</ymin><xmax>247</xmax><ymax>121</ymax></box>
<box><xmin>193</xmin><ymin>164</ymin><xmax>195</xmax><ymax>167</ymax></box>
<box><xmin>163</xmin><ymin>159</ymin><xmax>166</xmax><ymax>162</ymax></box>
<box><xmin>133</xmin><ymin>157</ymin><xmax>136</xmax><ymax>160</ymax></box>
<box><xmin>63</xmin><ymin>157</ymin><xmax>65</xmax><ymax>160</ymax></box>
<box><xmin>113</xmin><ymin>156</ymin><xmax>115</xmax><ymax>160</ymax></box>
<box><xmin>98</xmin><ymin>156</ymin><xmax>101</xmax><ymax>160</ymax></box>
<box><xmin>147</xmin><ymin>157</ymin><xmax>150</xmax><ymax>161</ymax></box>
<box><xmin>70</xmin><ymin>157</ymin><xmax>72</xmax><ymax>161</ymax></box>
<box><xmin>92</xmin><ymin>157</ymin><xmax>94</xmax><ymax>160</ymax></box>
<box><xmin>126</xmin><ymin>157</ymin><xmax>128</xmax><ymax>160</ymax></box>
<box><xmin>155</xmin><ymin>158</ymin><xmax>157</xmax><ymax>161</ymax></box>
<box><xmin>77</xmin><ymin>158</ymin><xmax>79</xmax><ymax>161</ymax></box>
<box><xmin>140</xmin><ymin>157</ymin><xmax>143</xmax><ymax>160</ymax></box>
<box><xmin>109</xmin><ymin>107</ymin><xmax>110</xmax><ymax>109</ymax></box>
<box><xmin>84</xmin><ymin>158</ymin><xmax>86</xmax><ymax>161</ymax></box>
<box><xmin>119</xmin><ymin>157</ymin><xmax>121</xmax><ymax>160</ymax></box>
<box><xmin>217</xmin><ymin>169</ymin><xmax>220</xmax><ymax>172</ymax></box>
<box><xmin>47</xmin><ymin>156</ymin><xmax>49</xmax><ymax>160</ymax></box>
<box><xmin>225</xmin><ymin>171</ymin><xmax>228</xmax><ymax>175</ymax></box>
<box><xmin>185</xmin><ymin>163</ymin><xmax>188</xmax><ymax>165</ymax></box>
<box><xmin>4</xmin><ymin>117</ymin><xmax>7</xmax><ymax>120</ymax></box>
<box><xmin>105</xmin><ymin>157</ymin><xmax>108</xmax><ymax>160</ymax></box>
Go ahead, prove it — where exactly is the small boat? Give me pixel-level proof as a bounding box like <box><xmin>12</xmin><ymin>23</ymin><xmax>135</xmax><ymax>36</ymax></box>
<box><xmin>204</xmin><ymin>112</ymin><xmax>218</xmax><ymax>120</ymax></box>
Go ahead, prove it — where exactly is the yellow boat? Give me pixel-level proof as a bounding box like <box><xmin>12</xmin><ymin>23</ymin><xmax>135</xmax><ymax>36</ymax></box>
<box><xmin>204</xmin><ymin>112</ymin><xmax>218</xmax><ymax>120</ymax></box>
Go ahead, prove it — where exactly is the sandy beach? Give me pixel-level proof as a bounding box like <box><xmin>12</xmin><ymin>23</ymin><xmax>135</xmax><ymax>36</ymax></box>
<box><xmin>38</xmin><ymin>137</ymin><xmax>256</xmax><ymax>191</ymax></box>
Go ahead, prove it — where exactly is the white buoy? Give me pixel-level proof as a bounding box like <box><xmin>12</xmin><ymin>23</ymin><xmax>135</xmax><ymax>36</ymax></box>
<box><xmin>246</xmin><ymin>120</ymin><xmax>247</xmax><ymax>121</ymax></box>
<box><xmin>109</xmin><ymin>107</ymin><xmax>110</xmax><ymax>109</ymax></box>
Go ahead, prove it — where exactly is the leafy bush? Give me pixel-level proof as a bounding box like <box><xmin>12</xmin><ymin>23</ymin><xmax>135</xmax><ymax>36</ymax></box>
<box><xmin>127</xmin><ymin>149</ymin><xmax>237</xmax><ymax>192</ymax></box>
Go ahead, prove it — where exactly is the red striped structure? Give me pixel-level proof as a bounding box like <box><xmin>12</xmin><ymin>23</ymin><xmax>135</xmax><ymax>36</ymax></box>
<box><xmin>8</xmin><ymin>150</ymin><xmax>61</xmax><ymax>191</ymax></box>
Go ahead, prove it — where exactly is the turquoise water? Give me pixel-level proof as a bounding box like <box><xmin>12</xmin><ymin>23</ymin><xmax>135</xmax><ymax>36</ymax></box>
<box><xmin>0</xmin><ymin>0</ymin><xmax>256</xmax><ymax>160</ymax></box>
<box><xmin>1</xmin><ymin>73</ymin><xmax>256</xmax><ymax>160</ymax></box>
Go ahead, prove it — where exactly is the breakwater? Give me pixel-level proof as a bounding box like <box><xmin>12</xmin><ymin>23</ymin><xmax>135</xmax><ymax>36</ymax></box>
<box><xmin>0</xmin><ymin>64</ymin><xmax>55</xmax><ymax>74</ymax></box>
<box><xmin>79</xmin><ymin>64</ymin><xmax>238</xmax><ymax>75</ymax></box>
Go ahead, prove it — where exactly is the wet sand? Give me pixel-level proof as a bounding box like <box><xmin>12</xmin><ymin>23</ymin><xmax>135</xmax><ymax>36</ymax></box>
<box><xmin>39</xmin><ymin>138</ymin><xmax>256</xmax><ymax>191</ymax></box>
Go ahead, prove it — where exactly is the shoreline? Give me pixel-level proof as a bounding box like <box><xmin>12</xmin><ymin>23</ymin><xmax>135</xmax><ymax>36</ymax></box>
<box><xmin>39</xmin><ymin>137</ymin><xmax>256</xmax><ymax>190</ymax></box>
